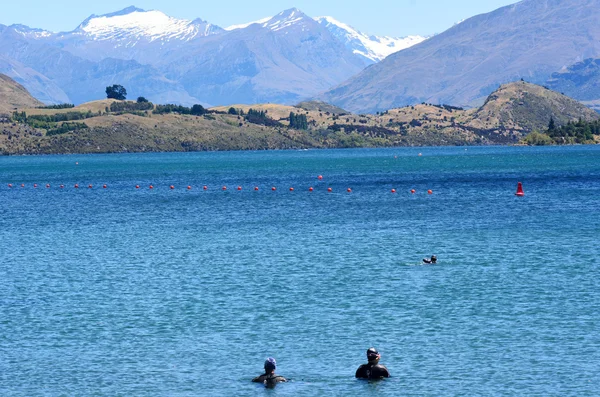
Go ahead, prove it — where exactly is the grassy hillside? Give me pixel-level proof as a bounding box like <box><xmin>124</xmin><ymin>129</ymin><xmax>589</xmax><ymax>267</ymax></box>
<box><xmin>1</xmin><ymin>76</ymin><xmax>598</xmax><ymax>155</ymax></box>
<box><xmin>0</xmin><ymin>74</ymin><xmax>44</xmax><ymax>115</ymax></box>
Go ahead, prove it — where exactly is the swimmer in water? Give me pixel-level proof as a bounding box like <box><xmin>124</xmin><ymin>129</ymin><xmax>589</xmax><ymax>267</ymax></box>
<box><xmin>423</xmin><ymin>255</ymin><xmax>437</xmax><ymax>264</ymax></box>
<box><xmin>355</xmin><ymin>348</ymin><xmax>390</xmax><ymax>379</ymax></box>
<box><xmin>252</xmin><ymin>357</ymin><xmax>287</xmax><ymax>388</ymax></box>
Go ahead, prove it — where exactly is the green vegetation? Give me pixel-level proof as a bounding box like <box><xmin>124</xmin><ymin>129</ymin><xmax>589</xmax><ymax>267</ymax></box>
<box><xmin>289</xmin><ymin>112</ymin><xmax>308</xmax><ymax>130</ymax></box>
<box><xmin>37</xmin><ymin>103</ymin><xmax>75</xmax><ymax>109</ymax></box>
<box><xmin>245</xmin><ymin>109</ymin><xmax>282</xmax><ymax>127</ymax></box>
<box><xmin>46</xmin><ymin>122</ymin><xmax>88</xmax><ymax>136</ymax></box>
<box><xmin>522</xmin><ymin>118</ymin><xmax>599</xmax><ymax>145</ymax></box>
<box><xmin>110</xmin><ymin>101</ymin><xmax>154</xmax><ymax>112</ymax></box>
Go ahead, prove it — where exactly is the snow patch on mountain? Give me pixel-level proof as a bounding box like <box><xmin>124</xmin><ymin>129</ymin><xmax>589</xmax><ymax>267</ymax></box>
<box><xmin>315</xmin><ymin>16</ymin><xmax>427</xmax><ymax>62</ymax></box>
<box><xmin>77</xmin><ymin>8</ymin><xmax>221</xmax><ymax>42</ymax></box>
<box><xmin>225</xmin><ymin>17</ymin><xmax>271</xmax><ymax>31</ymax></box>
<box><xmin>10</xmin><ymin>24</ymin><xmax>54</xmax><ymax>39</ymax></box>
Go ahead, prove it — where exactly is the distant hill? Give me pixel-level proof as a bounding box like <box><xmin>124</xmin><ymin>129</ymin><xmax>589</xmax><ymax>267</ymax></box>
<box><xmin>0</xmin><ymin>73</ymin><xmax>43</xmax><ymax>114</ymax></box>
<box><xmin>1</xmin><ymin>80</ymin><xmax>597</xmax><ymax>154</ymax></box>
<box><xmin>467</xmin><ymin>81</ymin><xmax>599</xmax><ymax>135</ymax></box>
<box><xmin>322</xmin><ymin>0</ymin><xmax>600</xmax><ymax>113</ymax></box>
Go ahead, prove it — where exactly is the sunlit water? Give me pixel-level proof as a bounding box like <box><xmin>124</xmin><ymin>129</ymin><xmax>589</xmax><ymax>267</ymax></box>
<box><xmin>1</xmin><ymin>146</ymin><xmax>599</xmax><ymax>396</ymax></box>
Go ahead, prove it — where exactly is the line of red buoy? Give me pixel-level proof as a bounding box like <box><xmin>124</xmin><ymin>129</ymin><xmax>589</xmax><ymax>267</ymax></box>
<box><xmin>2</xmin><ymin>182</ymin><xmax>525</xmax><ymax>195</ymax></box>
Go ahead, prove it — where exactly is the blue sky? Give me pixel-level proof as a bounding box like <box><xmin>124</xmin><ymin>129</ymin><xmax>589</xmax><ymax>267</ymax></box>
<box><xmin>1</xmin><ymin>0</ymin><xmax>519</xmax><ymax>37</ymax></box>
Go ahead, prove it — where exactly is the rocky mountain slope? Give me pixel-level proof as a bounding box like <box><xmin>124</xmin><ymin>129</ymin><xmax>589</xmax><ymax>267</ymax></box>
<box><xmin>322</xmin><ymin>0</ymin><xmax>600</xmax><ymax>113</ymax></box>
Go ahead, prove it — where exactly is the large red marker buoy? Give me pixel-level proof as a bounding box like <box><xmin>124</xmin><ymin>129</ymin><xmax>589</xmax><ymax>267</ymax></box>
<box><xmin>515</xmin><ymin>182</ymin><xmax>525</xmax><ymax>196</ymax></box>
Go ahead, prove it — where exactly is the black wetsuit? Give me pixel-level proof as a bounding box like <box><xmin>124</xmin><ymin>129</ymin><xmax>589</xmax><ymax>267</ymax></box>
<box><xmin>252</xmin><ymin>373</ymin><xmax>287</xmax><ymax>384</ymax></box>
<box><xmin>355</xmin><ymin>364</ymin><xmax>390</xmax><ymax>379</ymax></box>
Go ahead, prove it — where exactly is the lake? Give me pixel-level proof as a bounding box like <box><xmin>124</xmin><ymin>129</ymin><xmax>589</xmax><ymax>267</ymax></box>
<box><xmin>1</xmin><ymin>146</ymin><xmax>599</xmax><ymax>396</ymax></box>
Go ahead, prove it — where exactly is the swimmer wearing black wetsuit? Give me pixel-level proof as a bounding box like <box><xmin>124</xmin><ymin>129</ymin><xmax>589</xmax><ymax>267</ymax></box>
<box><xmin>355</xmin><ymin>348</ymin><xmax>390</xmax><ymax>379</ymax></box>
<box><xmin>252</xmin><ymin>357</ymin><xmax>287</xmax><ymax>388</ymax></box>
<box><xmin>423</xmin><ymin>255</ymin><xmax>437</xmax><ymax>264</ymax></box>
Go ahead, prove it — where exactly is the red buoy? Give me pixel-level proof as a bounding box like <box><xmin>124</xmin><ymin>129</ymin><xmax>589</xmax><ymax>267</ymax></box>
<box><xmin>327</xmin><ymin>187</ymin><xmax>332</xmax><ymax>192</ymax></box>
<box><xmin>515</xmin><ymin>182</ymin><xmax>525</xmax><ymax>196</ymax></box>
<box><xmin>427</xmin><ymin>189</ymin><xmax>433</xmax><ymax>195</ymax></box>
<box><xmin>46</xmin><ymin>184</ymin><xmax>50</xmax><ymax>188</ymax></box>
<box><xmin>21</xmin><ymin>184</ymin><xmax>24</xmax><ymax>188</ymax></box>
<box><xmin>103</xmin><ymin>184</ymin><xmax>107</xmax><ymax>189</ymax></box>
<box><xmin>136</xmin><ymin>185</ymin><xmax>140</xmax><ymax>189</ymax></box>
<box><xmin>187</xmin><ymin>186</ymin><xmax>192</xmax><ymax>190</ymax></box>
<box><xmin>149</xmin><ymin>185</ymin><xmax>154</xmax><ymax>189</ymax></box>
<box><xmin>60</xmin><ymin>185</ymin><xmax>64</xmax><ymax>189</ymax></box>
<box><xmin>272</xmin><ymin>187</ymin><xmax>276</xmax><ymax>191</ymax></box>
<box><xmin>88</xmin><ymin>184</ymin><xmax>93</xmax><ymax>189</ymax></box>
<box><xmin>222</xmin><ymin>186</ymin><xmax>227</xmax><ymax>190</ymax></box>
<box><xmin>309</xmin><ymin>187</ymin><xmax>313</xmax><ymax>192</ymax></box>
<box><xmin>34</xmin><ymin>184</ymin><xmax>38</xmax><ymax>188</ymax></box>
<box><xmin>289</xmin><ymin>187</ymin><xmax>294</xmax><ymax>191</ymax></box>
<box><xmin>254</xmin><ymin>186</ymin><xmax>259</xmax><ymax>191</ymax></box>
<box><xmin>391</xmin><ymin>189</ymin><xmax>396</xmax><ymax>193</ymax></box>
<box><xmin>203</xmin><ymin>185</ymin><xmax>207</xmax><ymax>190</ymax></box>
<box><xmin>410</xmin><ymin>189</ymin><xmax>416</xmax><ymax>194</ymax></box>
<box><xmin>347</xmin><ymin>188</ymin><xmax>352</xmax><ymax>193</ymax></box>
<box><xmin>74</xmin><ymin>184</ymin><xmax>79</xmax><ymax>189</ymax></box>
<box><xmin>237</xmin><ymin>186</ymin><xmax>242</xmax><ymax>191</ymax></box>
<box><xmin>170</xmin><ymin>185</ymin><xmax>175</xmax><ymax>190</ymax></box>
<box><xmin>8</xmin><ymin>184</ymin><xmax>12</xmax><ymax>188</ymax></box>
<box><xmin>318</xmin><ymin>175</ymin><xmax>323</xmax><ymax>180</ymax></box>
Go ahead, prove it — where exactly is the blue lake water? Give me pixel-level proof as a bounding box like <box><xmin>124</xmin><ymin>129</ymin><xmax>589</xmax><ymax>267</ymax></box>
<box><xmin>1</xmin><ymin>146</ymin><xmax>599</xmax><ymax>396</ymax></box>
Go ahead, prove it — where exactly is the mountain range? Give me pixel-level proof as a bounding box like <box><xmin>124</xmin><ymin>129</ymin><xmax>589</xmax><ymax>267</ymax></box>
<box><xmin>0</xmin><ymin>7</ymin><xmax>425</xmax><ymax>107</ymax></box>
<box><xmin>1</xmin><ymin>1</ymin><xmax>600</xmax><ymax>115</ymax></box>
<box><xmin>322</xmin><ymin>0</ymin><xmax>600</xmax><ymax>113</ymax></box>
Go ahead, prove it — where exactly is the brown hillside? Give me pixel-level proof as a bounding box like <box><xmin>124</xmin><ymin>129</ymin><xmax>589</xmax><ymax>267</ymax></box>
<box><xmin>0</xmin><ymin>74</ymin><xmax>44</xmax><ymax>115</ymax></box>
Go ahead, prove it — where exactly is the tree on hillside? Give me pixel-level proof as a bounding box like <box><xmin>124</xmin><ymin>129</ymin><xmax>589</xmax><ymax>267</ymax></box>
<box><xmin>191</xmin><ymin>104</ymin><xmax>206</xmax><ymax>116</ymax></box>
<box><xmin>106</xmin><ymin>85</ymin><xmax>127</xmax><ymax>100</ymax></box>
<box><xmin>137</xmin><ymin>96</ymin><xmax>149</xmax><ymax>103</ymax></box>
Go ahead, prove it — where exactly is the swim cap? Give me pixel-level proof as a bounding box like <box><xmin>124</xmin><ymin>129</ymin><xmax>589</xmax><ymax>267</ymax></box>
<box><xmin>264</xmin><ymin>357</ymin><xmax>277</xmax><ymax>372</ymax></box>
<box><xmin>367</xmin><ymin>348</ymin><xmax>379</xmax><ymax>359</ymax></box>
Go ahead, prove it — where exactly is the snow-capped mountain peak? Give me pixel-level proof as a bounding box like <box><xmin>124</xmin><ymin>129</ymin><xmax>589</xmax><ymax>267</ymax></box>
<box><xmin>315</xmin><ymin>16</ymin><xmax>427</xmax><ymax>63</ymax></box>
<box><xmin>262</xmin><ymin>8</ymin><xmax>312</xmax><ymax>32</ymax></box>
<box><xmin>76</xmin><ymin>6</ymin><xmax>222</xmax><ymax>42</ymax></box>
